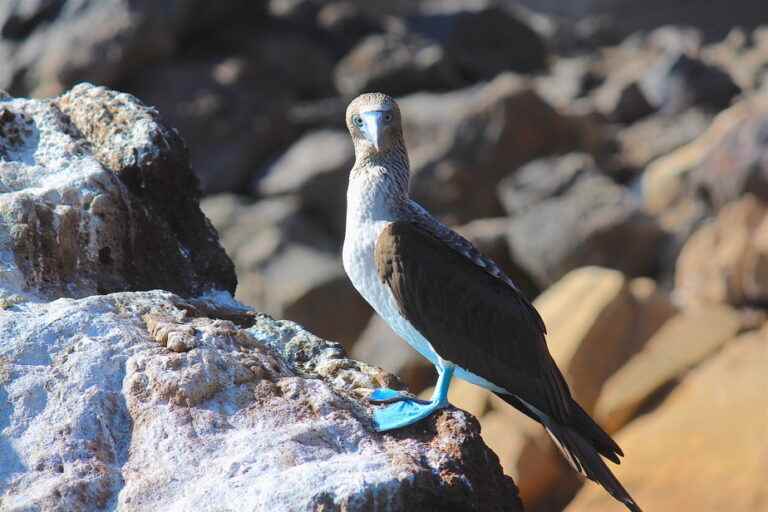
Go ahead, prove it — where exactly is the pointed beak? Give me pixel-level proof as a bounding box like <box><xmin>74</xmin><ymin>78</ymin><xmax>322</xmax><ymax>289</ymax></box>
<box><xmin>361</xmin><ymin>111</ymin><xmax>385</xmax><ymax>151</ymax></box>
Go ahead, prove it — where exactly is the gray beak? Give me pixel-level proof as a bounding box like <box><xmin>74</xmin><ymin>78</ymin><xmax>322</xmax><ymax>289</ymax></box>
<box><xmin>361</xmin><ymin>111</ymin><xmax>384</xmax><ymax>151</ymax></box>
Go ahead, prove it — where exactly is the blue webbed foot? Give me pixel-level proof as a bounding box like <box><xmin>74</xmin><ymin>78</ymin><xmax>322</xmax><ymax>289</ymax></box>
<box><xmin>373</xmin><ymin>398</ymin><xmax>448</xmax><ymax>432</ymax></box>
<box><xmin>369</xmin><ymin>388</ymin><xmax>430</xmax><ymax>404</ymax></box>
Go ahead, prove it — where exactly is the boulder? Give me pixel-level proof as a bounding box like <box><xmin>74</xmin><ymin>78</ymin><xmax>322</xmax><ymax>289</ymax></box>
<box><xmin>479</xmin><ymin>410</ymin><xmax>581</xmax><ymax>512</ymax></box>
<box><xmin>406</xmin><ymin>4</ymin><xmax>548</xmax><ymax>79</ymax></box>
<box><xmin>535</xmin><ymin>267</ymin><xmax>677</xmax><ymax>413</ymax></box>
<box><xmin>692</xmin><ymin>104</ymin><xmax>768</xmax><ymax>210</ymax></box>
<box><xmin>675</xmin><ymin>195</ymin><xmax>768</xmax><ymax>308</ymax></box>
<box><xmin>0</xmin><ymin>290</ymin><xmax>523</xmax><ymax>512</ymax></box>
<box><xmin>0</xmin><ymin>0</ymin><xmax>265</xmax><ymax>97</ymax></box>
<box><xmin>593</xmin><ymin>80</ymin><xmax>654</xmax><ymax>124</ymax></box>
<box><xmin>0</xmin><ymin>83</ymin><xmax>235</xmax><ymax>304</ymax></box>
<box><xmin>454</xmin><ymin>217</ymin><xmax>539</xmax><ymax>300</ymax></box>
<box><xmin>500</xmin><ymin>154</ymin><xmax>664</xmax><ymax>287</ymax></box>
<box><xmin>595</xmin><ymin>305</ymin><xmax>745</xmax><ymax>433</ymax></box>
<box><xmin>253</xmin><ymin>129</ymin><xmax>354</xmax><ymax>240</ymax></box>
<box><xmin>126</xmin><ymin>28</ymin><xmax>337</xmax><ymax>193</ymax></box>
<box><xmin>619</xmin><ymin>107</ymin><xmax>711</xmax><ymax>173</ymax></box>
<box><xmin>567</xmin><ymin>327</ymin><xmax>768</xmax><ymax>512</ymax></box>
<box><xmin>641</xmin><ymin>52</ymin><xmax>741</xmax><ymax>114</ymax></box>
<box><xmin>201</xmin><ymin>195</ymin><xmax>372</xmax><ymax>351</ymax></box>
<box><xmin>409</xmin><ymin>75</ymin><xmax>601</xmax><ymax>224</ymax></box>
<box><xmin>334</xmin><ymin>31</ymin><xmax>461</xmax><ymax>97</ymax></box>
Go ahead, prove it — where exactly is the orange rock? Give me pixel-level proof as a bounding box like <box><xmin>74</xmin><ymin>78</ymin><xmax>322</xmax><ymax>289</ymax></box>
<box><xmin>566</xmin><ymin>328</ymin><xmax>768</xmax><ymax>512</ymax></box>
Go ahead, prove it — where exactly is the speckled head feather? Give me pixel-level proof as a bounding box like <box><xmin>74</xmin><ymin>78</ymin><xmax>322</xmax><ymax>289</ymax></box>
<box><xmin>345</xmin><ymin>93</ymin><xmax>406</xmax><ymax>164</ymax></box>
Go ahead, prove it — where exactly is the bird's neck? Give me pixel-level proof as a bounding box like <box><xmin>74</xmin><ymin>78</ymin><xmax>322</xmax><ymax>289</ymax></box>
<box><xmin>348</xmin><ymin>146</ymin><xmax>411</xmax><ymax>223</ymax></box>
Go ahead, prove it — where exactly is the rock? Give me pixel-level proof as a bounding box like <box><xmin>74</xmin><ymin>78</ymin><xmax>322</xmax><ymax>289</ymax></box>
<box><xmin>619</xmin><ymin>107</ymin><xmax>712</xmax><ymax>173</ymax></box>
<box><xmin>0</xmin><ymin>0</ymin><xmax>265</xmax><ymax>97</ymax></box>
<box><xmin>201</xmin><ymin>195</ymin><xmax>372</xmax><ymax>351</ymax></box>
<box><xmin>594</xmin><ymin>80</ymin><xmax>654</xmax><ymax>124</ymax></box>
<box><xmin>0</xmin><ymin>290</ymin><xmax>524</xmax><ymax>511</ymax></box>
<box><xmin>533</xmin><ymin>56</ymin><xmax>603</xmax><ymax>109</ymax></box>
<box><xmin>595</xmin><ymin>305</ymin><xmax>744</xmax><ymax>433</ymax></box>
<box><xmin>641</xmin><ymin>52</ymin><xmax>741</xmax><ymax>114</ymax></box>
<box><xmin>641</xmin><ymin>98</ymin><xmax>754</xmax><ymax>215</ymax></box>
<box><xmin>480</xmin><ymin>409</ymin><xmax>581</xmax><ymax>512</ymax></box>
<box><xmin>515</xmin><ymin>0</ymin><xmax>766</xmax><ymax>42</ymax></box>
<box><xmin>702</xmin><ymin>26</ymin><xmax>768</xmax><ymax>92</ymax></box>
<box><xmin>406</xmin><ymin>4</ymin><xmax>548</xmax><ymax>79</ymax></box>
<box><xmin>454</xmin><ymin>217</ymin><xmax>539</xmax><ymax>300</ymax></box>
<box><xmin>126</xmin><ymin>28</ymin><xmax>337</xmax><ymax>193</ymax></box>
<box><xmin>675</xmin><ymin>195</ymin><xmax>768</xmax><ymax>308</ymax></box>
<box><xmin>566</xmin><ymin>327</ymin><xmax>768</xmax><ymax>512</ymax></box>
<box><xmin>334</xmin><ymin>31</ymin><xmax>461</xmax><ymax>97</ymax></box>
<box><xmin>692</xmin><ymin>103</ymin><xmax>768</xmax><ymax>210</ymax></box>
<box><xmin>500</xmin><ymin>154</ymin><xmax>664</xmax><ymax>287</ymax></box>
<box><xmin>534</xmin><ymin>267</ymin><xmax>678</xmax><ymax>413</ymax></box>
<box><xmin>253</xmin><ymin>129</ymin><xmax>354</xmax><ymax>240</ymax></box>
<box><xmin>352</xmin><ymin>316</ymin><xmax>436</xmax><ymax>394</ymax></box>
<box><xmin>0</xmin><ymin>83</ymin><xmax>235</xmax><ymax>304</ymax></box>
<box><xmin>409</xmin><ymin>75</ymin><xmax>601</xmax><ymax>224</ymax></box>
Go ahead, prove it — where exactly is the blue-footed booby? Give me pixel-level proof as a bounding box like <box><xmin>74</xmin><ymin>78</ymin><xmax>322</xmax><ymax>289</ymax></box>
<box><xmin>342</xmin><ymin>93</ymin><xmax>641</xmax><ymax>512</ymax></box>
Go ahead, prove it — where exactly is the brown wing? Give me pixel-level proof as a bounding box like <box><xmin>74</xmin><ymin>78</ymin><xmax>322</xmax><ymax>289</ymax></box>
<box><xmin>375</xmin><ymin>220</ymin><xmax>574</xmax><ymax>422</ymax></box>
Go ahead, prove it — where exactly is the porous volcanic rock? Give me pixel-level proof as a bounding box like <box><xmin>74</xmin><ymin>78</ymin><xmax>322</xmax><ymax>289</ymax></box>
<box><xmin>0</xmin><ymin>83</ymin><xmax>235</xmax><ymax>304</ymax></box>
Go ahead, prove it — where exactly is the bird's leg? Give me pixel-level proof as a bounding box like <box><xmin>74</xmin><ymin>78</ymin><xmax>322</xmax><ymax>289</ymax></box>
<box><xmin>372</xmin><ymin>364</ymin><xmax>454</xmax><ymax>432</ymax></box>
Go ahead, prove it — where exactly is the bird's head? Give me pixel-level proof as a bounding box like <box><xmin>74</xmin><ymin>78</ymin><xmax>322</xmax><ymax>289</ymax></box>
<box><xmin>346</xmin><ymin>93</ymin><xmax>404</xmax><ymax>160</ymax></box>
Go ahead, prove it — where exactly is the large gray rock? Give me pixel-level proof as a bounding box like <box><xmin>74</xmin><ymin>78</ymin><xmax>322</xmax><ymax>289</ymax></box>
<box><xmin>500</xmin><ymin>153</ymin><xmax>664</xmax><ymax>287</ymax></box>
<box><xmin>0</xmin><ymin>83</ymin><xmax>235</xmax><ymax>304</ymax></box>
<box><xmin>253</xmin><ymin>129</ymin><xmax>354</xmax><ymax>240</ymax></box>
<box><xmin>0</xmin><ymin>290</ymin><xmax>523</xmax><ymax>511</ymax></box>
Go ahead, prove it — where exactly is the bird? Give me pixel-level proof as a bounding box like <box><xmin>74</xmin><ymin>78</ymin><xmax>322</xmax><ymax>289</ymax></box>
<box><xmin>341</xmin><ymin>92</ymin><xmax>641</xmax><ymax>512</ymax></box>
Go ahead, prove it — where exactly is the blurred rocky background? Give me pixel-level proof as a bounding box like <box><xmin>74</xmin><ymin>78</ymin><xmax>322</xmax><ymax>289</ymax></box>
<box><xmin>2</xmin><ymin>0</ymin><xmax>767</xmax><ymax>511</ymax></box>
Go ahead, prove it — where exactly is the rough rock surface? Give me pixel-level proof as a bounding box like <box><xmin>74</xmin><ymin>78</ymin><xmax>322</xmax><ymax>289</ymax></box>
<box><xmin>0</xmin><ymin>83</ymin><xmax>235</xmax><ymax>304</ymax></box>
<box><xmin>0</xmin><ymin>291</ymin><xmax>522</xmax><ymax>511</ymax></box>
<box><xmin>501</xmin><ymin>154</ymin><xmax>663</xmax><ymax>286</ymax></box>
<box><xmin>567</xmin><ymin>327</ymin><xmax>768</xmax><ymax>512</ymax></box>
<box><xmin>0</xmin><ymin>84</ymin><xmax>524</xmax><ymax>512</ymax></box>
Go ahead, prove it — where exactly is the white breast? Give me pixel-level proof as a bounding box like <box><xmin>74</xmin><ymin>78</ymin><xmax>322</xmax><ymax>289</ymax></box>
<box><xmin>343</xmin><ymin>172</ymin><xmax>442</xmax><ymax>367</ymax></box>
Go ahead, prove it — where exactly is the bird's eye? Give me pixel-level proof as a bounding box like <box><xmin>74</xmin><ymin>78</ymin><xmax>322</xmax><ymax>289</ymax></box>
<box><xmin>353</xmin><ymin>116</ymin><xmax>364</xmax><ymax>127</ymax></box>
<box><xmin>384</xmin><ymin>113</ymin><xmax>393</xmax><ymax>123</ymax></box>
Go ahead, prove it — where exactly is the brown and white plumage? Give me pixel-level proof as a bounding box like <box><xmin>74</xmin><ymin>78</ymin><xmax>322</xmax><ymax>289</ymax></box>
<box><xmin>342</xmin><ymin>93</ymin><xmax>641</xmax><ymax>512</ymax></box>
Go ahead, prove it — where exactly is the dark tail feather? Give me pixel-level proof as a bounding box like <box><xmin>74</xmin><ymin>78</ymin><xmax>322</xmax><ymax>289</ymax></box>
<box><xmin>544</xmin><ymin>420</ymin><xmax>642</xmax><ymax>512</ymax></box>
<box><xmin>570</xmin><ymin>400</ymin><xmax>623</xmax><ymax>463</ymax></box>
